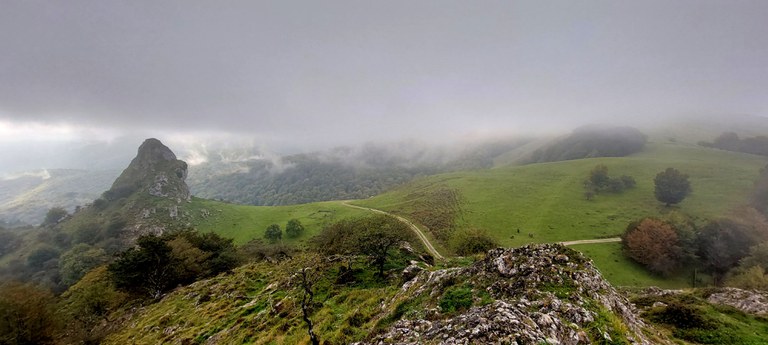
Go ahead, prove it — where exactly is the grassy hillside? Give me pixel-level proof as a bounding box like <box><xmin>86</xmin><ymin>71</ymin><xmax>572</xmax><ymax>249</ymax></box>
<box><xmin>184</xmin><ymin>198</ymin><xmax>370</xmax><ymax>245</ymax></box>
<box><xmin>355</xmin><ymin>142</ymin><xmax>766</xmax><ymax>286</ymax></box>
<box><xmin>358</xmin><ymin>142</ymin><xmax>765</xmax><ymax>246</ymax></box>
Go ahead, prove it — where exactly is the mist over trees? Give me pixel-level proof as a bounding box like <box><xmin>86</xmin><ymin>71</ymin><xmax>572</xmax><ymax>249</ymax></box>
<box><xmin>186</xmin><ymin>138</ymin><xmax>530</xmax><ymax>206</ymax></box>
<box><xmin>527</xmin><ymin>126</ymin><xmax>647</xmax><ymax>164</ymax></box>
<box><xmin>699</xmin><ymin>132</ymin><xmax>768</xmax><ymax>156</ymax></box>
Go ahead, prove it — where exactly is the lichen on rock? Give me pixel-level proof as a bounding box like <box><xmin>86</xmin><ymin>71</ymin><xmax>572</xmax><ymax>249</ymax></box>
<box><xmin>359</xmin><ymin>244</ymin><xmax>655</xmax><ymax>344</ymax></box>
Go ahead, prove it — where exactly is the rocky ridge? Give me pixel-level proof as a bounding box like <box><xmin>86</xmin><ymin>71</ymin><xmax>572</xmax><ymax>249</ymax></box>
<box><xmin>359</xmin><ymin>244</ymin><xmax>660</xmax><ymax>344</ymax></box>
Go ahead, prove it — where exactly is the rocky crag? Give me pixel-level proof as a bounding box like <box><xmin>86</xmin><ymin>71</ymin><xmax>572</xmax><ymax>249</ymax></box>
<box><xmin>360</xmin><ymin>244</ymin><xmax>661</xmax><ymax>344</ymax></box>
<box><xmin>107</xmin><ymin>138</ymin><xmax>190</xmax><ymax>203</ymax></box>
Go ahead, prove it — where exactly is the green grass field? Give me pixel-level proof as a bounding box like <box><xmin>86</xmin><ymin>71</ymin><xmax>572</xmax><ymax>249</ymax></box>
<box><xmin>357</xmin><ymin>142</ymin><xmax>766</xmax><ymax>248</ymax></box>
<box><xmin>570</xmin><ymin>242</ymin><xmax>695</xmax><ymax>288</ymax></box>
<box><xmin>184</xmin><ymin>199</ymin><xmax>370</xmax><ymax>245</ymax></box>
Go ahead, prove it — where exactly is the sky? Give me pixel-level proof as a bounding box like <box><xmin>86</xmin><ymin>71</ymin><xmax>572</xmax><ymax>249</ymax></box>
<box><xmin>1</xmin><ymin>0</ymin><xmax>767</xmax><ymax>172</ymax></box>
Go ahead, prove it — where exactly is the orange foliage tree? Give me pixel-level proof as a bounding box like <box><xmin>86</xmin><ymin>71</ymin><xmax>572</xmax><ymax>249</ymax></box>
<box><xmin>622</xmin><ymin>218</ymin><xmax>682</xmax><ymax>276</ymax></box>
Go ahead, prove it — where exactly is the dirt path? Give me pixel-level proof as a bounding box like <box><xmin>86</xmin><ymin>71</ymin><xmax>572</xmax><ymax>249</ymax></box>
<box><xmin>559</xmin><ymin>237</ymin><xmax>621</xmax><ymax>246</ymax></box>
<box><xmin>342</xmin><ymin>202</ymin><xmax>445</xmax><ymax>260</ymax></box>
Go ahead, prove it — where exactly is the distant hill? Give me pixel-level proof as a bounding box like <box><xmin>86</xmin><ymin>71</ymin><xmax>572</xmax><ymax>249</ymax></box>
<box><xmin>525</xmin><ymin>125</ymin><xmax>647</xmax><ymax>164</ymax></box>
<box><xmin>187</xmin><ymin>138</ymin><xmax>531</xmax><ymax>206</ymax></box>
<box><xmin>0</xmin><ymin>169</ymin><xmax>120</xmax><ymax>226</ymax></box>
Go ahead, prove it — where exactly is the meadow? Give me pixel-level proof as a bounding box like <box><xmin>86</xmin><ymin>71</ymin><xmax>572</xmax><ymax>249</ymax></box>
<box><xmin>186</xmin><ymin>198</ymin><xmax>370</xmax><ymax>245</ymax></box>
<box><xmin>357</xmin><ymin>141</ymin><xmax>766</xmax><ymax>247</ymax></box>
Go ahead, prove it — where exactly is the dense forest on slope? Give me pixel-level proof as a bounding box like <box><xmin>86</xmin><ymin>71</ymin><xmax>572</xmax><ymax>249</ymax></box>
<box><xmin>187</xmin><ymin>138</ymin><xmax>530</xmax><ymax>205</ymax></box>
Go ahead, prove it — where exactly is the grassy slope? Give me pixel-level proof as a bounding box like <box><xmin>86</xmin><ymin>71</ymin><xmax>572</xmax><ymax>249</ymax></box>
<box><xmin>356</xmin><ymin>142</ymin><xmax>766</xmax><ymax>287</ymax></box>
<box><xmin>184</xmin><ymin>199</ymin><xmax>370</xmax><ymax>245</ymax></box>
<box><xmin>359</xmin><ymin>142</ymin><xmax>765</xmax><ymax>245</ymax></box>
<box><xmin>571</xmin><ymin>242</ymin><xmax>694</xmax><ymax>288</ymax></box>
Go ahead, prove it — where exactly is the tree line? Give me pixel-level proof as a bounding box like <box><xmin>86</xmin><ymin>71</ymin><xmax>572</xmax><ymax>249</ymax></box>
<box><xmin>623</xmin><ymin>162</ymin><xmax>768</xmax><ymax>288</ymax></box>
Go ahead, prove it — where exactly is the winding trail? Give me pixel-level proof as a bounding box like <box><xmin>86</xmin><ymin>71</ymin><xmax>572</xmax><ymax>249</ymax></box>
<box><xmin>342</xmin><ymin>200</ymin><xmax>619</xmax><ymax>259</ymax></box>
<box><xmin>341</xmin><ymin>202</ymin><xmax>445</xmax><ymax>261</ymax></box>
<box><xmin>559</xmin><ymin>237</ymin><xmax>621</xmax><ymax>246</ymax></box>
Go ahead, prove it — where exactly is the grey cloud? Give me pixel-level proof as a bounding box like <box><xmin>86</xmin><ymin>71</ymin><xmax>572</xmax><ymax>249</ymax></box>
<box><xmin>0</xmin><ymin>1</ymin><xmax>766</xmax><ymax>145</ymax></box>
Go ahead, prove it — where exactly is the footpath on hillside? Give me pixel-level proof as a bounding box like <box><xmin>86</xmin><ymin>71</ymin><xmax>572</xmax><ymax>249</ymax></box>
<box><xmin>341</xmin><ymin>202</ymin><xmax>445</xmax><ymax>260</ymax></box>
<box><xmin>559</xmin><ymin>238</ymin><xmax>621</xmax><ymax>246</ymax></box>
<box><xmin>342</xmin><ymin>201</ymin><xmax>620</xmax><ymax>260</ymax></box>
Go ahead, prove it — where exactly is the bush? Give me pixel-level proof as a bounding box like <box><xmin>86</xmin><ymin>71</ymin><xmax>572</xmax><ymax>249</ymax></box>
<box><xmin>451</xmin><ymin>228</ymin><xmax>498</xmax><ymax>256</ymax></box>
<box><xmin>42</xmin><ymin>207</ymin><xmax>68</xmax><ymax>226</ymax></box>
<box><xmin>285</xmin><ymin>219</ymin><xmax>304</xmax><ymax>238</ymax></box>
<box><xmin>27</xmin><ymin>246</ymin><xmax>60</xmax><ymax>270</ymax></box>
<box><xmin>439</xmin><ymin>285</ymin><xmax>473</xmax><ymax>313</ymax></box>
<box><xmin>108</xmin><ymin>231</ymin><xmax>239</xmax><ymax>298</ymax></box>
<box><xmin>584</xmin><ymin>165</ymin><xmax>636</xmax><ymax>196</ymax></box>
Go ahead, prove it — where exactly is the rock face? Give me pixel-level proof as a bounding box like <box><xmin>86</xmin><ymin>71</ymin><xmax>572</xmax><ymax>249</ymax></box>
<box><xmin>707</xmin><ymin>288</ymin><xmax>768</xmax><ymax>316</ymax></box>
<box><xmin>107</xmin><ymin>138</ymin><xmax>190</xmax><ymax>202</ymax></box>
<box><xmin>359</xmin><ymin>244</ymin><xmax>655</xmax><ymax>345</ymax></box>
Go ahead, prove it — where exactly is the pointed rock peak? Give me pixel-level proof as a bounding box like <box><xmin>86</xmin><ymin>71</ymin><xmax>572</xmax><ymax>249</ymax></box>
<box><xmin>106</xmin><ymin>138</ymin><xmax>190</xmax><ymax>202</ymax></box>
<box><xmin>136</xmin><ymin>138</ymin><xmax>178</xmax><ymax>162</ymax></box>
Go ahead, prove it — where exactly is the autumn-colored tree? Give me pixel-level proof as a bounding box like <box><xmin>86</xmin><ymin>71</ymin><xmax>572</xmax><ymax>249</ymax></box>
<box><xmin>622</xmin><ymin>218</ymin><xmax>682</xmax><ymax>276</ymax></box>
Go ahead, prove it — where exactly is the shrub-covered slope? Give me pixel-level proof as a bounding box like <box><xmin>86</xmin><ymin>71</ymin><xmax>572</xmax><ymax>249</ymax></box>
<box><xmin>103</xmin><ymin>244</ymin><xmax>671</xmax><ymax>344</ymax></box>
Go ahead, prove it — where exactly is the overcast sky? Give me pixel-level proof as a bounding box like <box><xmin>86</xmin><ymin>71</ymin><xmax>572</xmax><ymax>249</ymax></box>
<box><xmin>1</xmin><ymin>1</ymin><xmax>767</xmax><ymax>172</ymax></box>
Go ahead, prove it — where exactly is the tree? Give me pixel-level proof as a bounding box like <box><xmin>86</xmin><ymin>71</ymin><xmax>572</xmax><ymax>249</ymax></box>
<box><xmin>59</xmin><ymin>244</ymin><xmax>108</xmax><ymax>286</ymax></box>
<box><xmin>622</xmin><ymin>218</ymin><xmax>682</xmax><ymax>276</ymax></box>
<box><xmin>697</xmin><ymin>219</ymin><xmax>758</xmax><ymax>285</ymax></box>
<box><xmin>356</xmin><ymin>216</ymin><xmax>408</xmax><ymax>277</ymax></box>
<box><xmin>584</xmin><ymin>165</ymin><xmax>636</xmax><ymax>197</ymax></box>
<box><xmin>108</xmin><ymin>235</ymin><xmax>175</xmax><ymax>298</ymax></box>
<box><xmin>0</xmin><ymin>282</ymin><xmax>57</xmax><ymax>345</ymax></box>
<box><xmin>27</xmin><ymin>245</ymin><xmax>60</xmax><ymax>270</ymax></box>
<box><xmin>42</xmin><ymin>207</ymin><xmax>68</xmax><ymax>226</ymax></box>
<box><xmin>588</xmin><ymin>164</ymin><xmax>610</xmax><ymax>187</ymax></box>
<box><xmin>290</xmin><ymin>254</ymin><xmax>324</xmax><ymax>345</ymax></box>
<box><xmin>654</xmin><ymin>168</ymin><xmax>691</xmax><ymax>206</ymax></box>
<box><xmin>264</xmin><ymin>224</ymin><xmax>282</xmax><ymax>243</ymax></box>
<box><xmin>285</xmin><ymin>219</ymin><xmax>305</xmax><ymax>238</ymax></box>
<box><xmin>314</xmin><ymin>215</ymin><xmax>413</xmax><ymax>275</ymax></box>
<box><xmin>108</xmin><ymin>232</ymin><xmax>239</xmax><ymax>298</ymax></box>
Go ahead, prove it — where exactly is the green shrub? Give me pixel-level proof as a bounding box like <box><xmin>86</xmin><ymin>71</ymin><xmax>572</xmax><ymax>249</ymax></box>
<box><xmin>439</xmin><ymin>285</ymin><xmax>473</xmax><ymax>313</ymax></box>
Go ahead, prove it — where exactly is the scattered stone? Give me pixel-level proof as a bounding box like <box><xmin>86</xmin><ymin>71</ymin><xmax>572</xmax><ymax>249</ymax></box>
<box><xmin>356</xmin><ymin>244</ymin><xmax>655</xmax><ymax>345</ymax></box>
<box><xmin>707</xmin><ymin>287</ymin><xmax>768</xmax><ymax>316</ymax></box>
<box><xmin>402</xmin><ymin>264</ymin><xmax>424</xmax><ymax>282</ymax></box>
